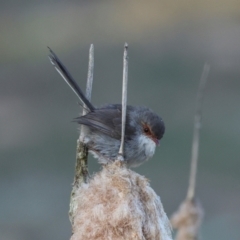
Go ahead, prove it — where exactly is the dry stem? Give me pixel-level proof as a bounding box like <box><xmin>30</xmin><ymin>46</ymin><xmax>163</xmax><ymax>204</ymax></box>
<box><xmin>187</xmin><ymin>63</ymin><xmax>210</xmax><ymax>201</ymax></box>
<box><xmin>117</xmin><ymin>43</ymin><xmax>129</xmax><ymax>161</ymax></box>
<box><xmin>69</xmin><ymin>44</ymin><xmax>94</xmax><ymax>226</ymax></box>
<box><xmin>171</xmin><ymin>64</ymin><xmax>210</xmax><ymax>240</ymax></box>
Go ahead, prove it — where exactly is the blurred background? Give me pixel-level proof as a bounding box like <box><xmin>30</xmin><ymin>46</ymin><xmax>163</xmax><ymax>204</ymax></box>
<box><xmin>1</xmin><ymin>0</ymin><xmax>240</xmax><ymax>239</ymax></box>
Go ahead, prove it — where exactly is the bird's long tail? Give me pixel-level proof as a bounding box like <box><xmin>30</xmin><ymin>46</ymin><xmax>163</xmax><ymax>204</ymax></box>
<box><xmin>48</xmin><ymin>47</ymin><xmax>95</xmax><ymax>111</ymax></box>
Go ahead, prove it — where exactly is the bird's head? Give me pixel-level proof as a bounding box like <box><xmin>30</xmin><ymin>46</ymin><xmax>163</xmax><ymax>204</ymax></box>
<box><xmin>129</xmin><ymin>106</ymin><xmax>165</xmax><ymax>146</ymax></box>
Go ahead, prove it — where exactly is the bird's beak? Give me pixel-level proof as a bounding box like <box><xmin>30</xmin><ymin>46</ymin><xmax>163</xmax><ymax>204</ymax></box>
<box><xmin>153</xmin><ymin>138</ymin><xmax>160</xmax><ymax>146</ymax></box>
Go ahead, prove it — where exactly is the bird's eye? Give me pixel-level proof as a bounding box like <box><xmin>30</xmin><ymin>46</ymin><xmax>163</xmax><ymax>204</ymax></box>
<box><xmin>144</xmin><ymin>127</ymin><xmax>150</xmax><ymax>133</ymax></box>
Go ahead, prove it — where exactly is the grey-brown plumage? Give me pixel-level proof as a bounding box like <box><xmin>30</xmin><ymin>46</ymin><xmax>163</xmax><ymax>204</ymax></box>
<box><xmin>49</xmin><ymin>48</ymin><xmax>165</xmax><ymax>167</ymax></box>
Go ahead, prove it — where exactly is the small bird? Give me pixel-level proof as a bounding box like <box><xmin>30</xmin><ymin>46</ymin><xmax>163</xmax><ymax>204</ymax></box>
<box><xmin>48</xmin><ymin>48</ymin><xmax>165</xmax><ymax>167</ymax></box>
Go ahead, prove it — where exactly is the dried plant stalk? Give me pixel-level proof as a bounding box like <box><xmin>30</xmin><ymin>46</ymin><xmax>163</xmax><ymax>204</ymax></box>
<box><xmin>187</xmin><ymin>63</ymin><xmax>210</xmax><ymax>201</ymax></box>
<box><xmin>171</xmin><ymin>64</ymin><xmax>210</xmax><ymax>240</ymax></box>
<box><xmin>117</xmin><ymin>43</ymin><xmax>129</xmax><ymax>161</ymax></box>
<box><xmin>69</xmin><ymin>44</ymin><xmax>94</xmax><ymax>226</ymax></box>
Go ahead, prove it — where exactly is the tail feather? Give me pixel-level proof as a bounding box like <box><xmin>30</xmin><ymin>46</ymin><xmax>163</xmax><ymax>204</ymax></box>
<box><xmin>48</xmin><ymin>47</ymin><xmax>95</xmax><ymax>111</ymax></box>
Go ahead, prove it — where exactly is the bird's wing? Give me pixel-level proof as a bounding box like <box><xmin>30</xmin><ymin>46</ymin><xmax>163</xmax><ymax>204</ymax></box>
<box><xmin>75</xmin><ymin>108</ymin><xmax>125</xmax><ymax>140</ymax></box>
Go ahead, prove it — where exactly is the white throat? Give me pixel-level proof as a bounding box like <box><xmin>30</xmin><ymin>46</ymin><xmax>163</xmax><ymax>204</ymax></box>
<box><xmin>138</xmin><ymin>134</ymin><xmax>156</xmax><ymax>159</ymax></box>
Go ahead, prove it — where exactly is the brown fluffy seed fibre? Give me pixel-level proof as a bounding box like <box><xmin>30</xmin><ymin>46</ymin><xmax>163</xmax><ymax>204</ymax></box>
<box><xmin>170</xmin><ymin>199</ymin><xmax>204</xmax><ymax>240</ymax></box>
<box><xmin>70</xmin><ymin>161</ymin><xmax>172</xmax><ymax>240</ymax></box>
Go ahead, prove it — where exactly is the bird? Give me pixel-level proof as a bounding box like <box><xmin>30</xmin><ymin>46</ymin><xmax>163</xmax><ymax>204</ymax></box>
<box><xmin>48</xmin><ymin>48</ymin><xmax>165</xmax><ymax>167</ymax></box>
